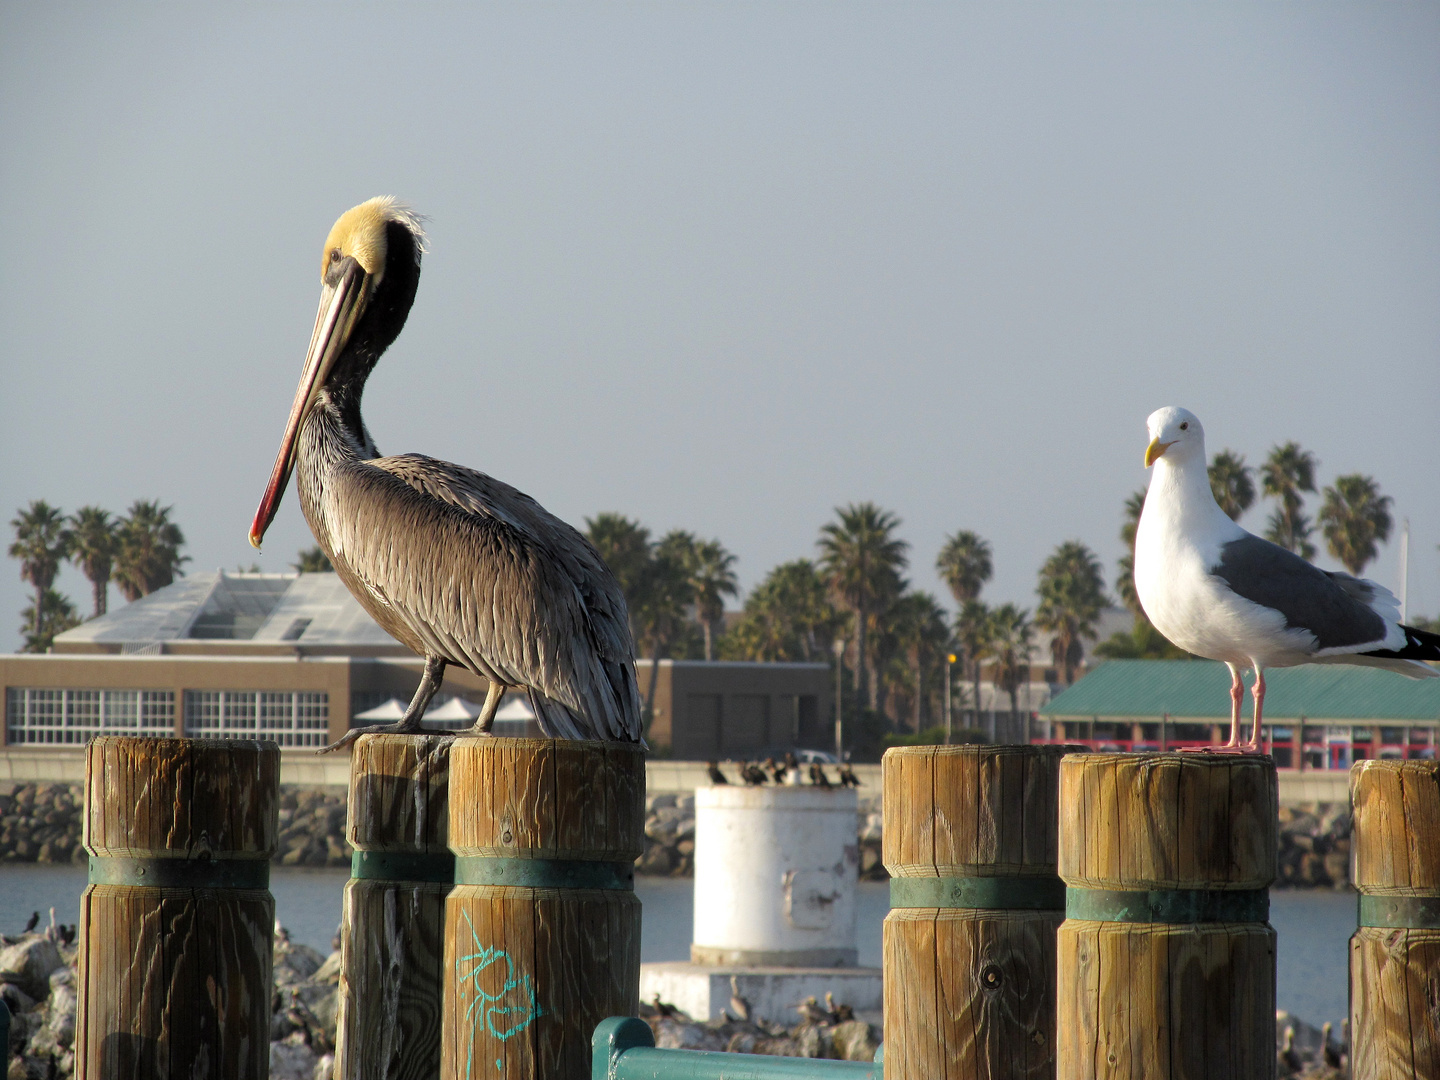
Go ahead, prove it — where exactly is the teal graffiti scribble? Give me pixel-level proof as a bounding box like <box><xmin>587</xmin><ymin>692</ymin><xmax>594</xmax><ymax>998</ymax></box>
<box><xmin>456</xmin><ymin>908</ymin><xmax>542</xmax><ymax>1079</ymax></box>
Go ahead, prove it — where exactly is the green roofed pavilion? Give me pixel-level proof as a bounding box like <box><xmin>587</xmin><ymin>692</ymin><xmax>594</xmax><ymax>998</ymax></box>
<box><xmin>1036</xmin><ymin>659</ymin><xmax>1440</xmax><ymax>771</ymax></box>
<box><xmin>1040</xmin><ymin>659</ymin><xmax>1440</xmax><ymax>724</ymax></box>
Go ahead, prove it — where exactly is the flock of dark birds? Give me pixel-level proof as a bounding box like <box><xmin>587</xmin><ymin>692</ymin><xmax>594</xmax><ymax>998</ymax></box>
<box><xmin>647</xmin><ymin>980</ymin><xmax>856</xmax><ymax>1029</ymax></box>
<box><xmin>1277</xmin><ymin>1019</ymin><xmax>1347</xmax><ymax>1078</ymax></box>
<box><xmin>706</xmin><ymin>756</ymin><xmax>860</xmax><ymax>789</ymax></box>
<box><xmin>2</xmin><ymin>909</ymin><xmax>76</xmax><ymax>947</ymax></box>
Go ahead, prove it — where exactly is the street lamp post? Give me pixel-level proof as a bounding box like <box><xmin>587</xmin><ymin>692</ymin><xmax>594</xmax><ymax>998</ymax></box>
<box><xmin>945</xmin><ymin>652</ymin><xmax>956</xmax><ymax>745</ymax></box>
<box><xmin>833</xmin><ymin>637</ymin><xmax>846</xmax><ymax>761</ymax></box>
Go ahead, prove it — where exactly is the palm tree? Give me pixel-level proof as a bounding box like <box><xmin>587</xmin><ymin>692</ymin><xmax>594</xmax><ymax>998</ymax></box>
<box><xmin>889</xmin><ymin>591</ymin><xmax>950</xmax><ymax>732</ymax></box>
<box><xmin>954</xmin><ymin>600</ymin><xmax>992</xmax><ymax>728</ymax></box>
<box><xmin>1208</xmin><ymin>450</ymin><xmax>1256</xmax><ymax>522</ymax></box>
<box><xmin>113</xmin><ymin>501</ymin><xmax>189</xmax><ymax>601</ymax></box>
<box><xmin>20</xmin><ymin>588</ymin><xmax>80</xmax><ymax>653</ymax></box>
<box><xmin>936</xmin><ymin>531</ymin><xmax>992</xmax><ymax>605</ymax></box>
<box><xmin>67</xmin><ymin>506</ymin><xmax>119</xmax><ymax>618</ymax></box>
<box><xmin>634</xmin><ymin>534</ymin><xmax>696</xmax><ymax>723</ymax></box>
<box><xmin>292</xmin><ymin>546</ymin><xmax>333</xmax><ymax>573</ymax></box>
<box><xmin>1113</xmin><ymin>490</ymin><xmax>1145</xmax><ymax>617</ymax></box>
<box><xmin>724</xmin><ymin>560</ymin><xmax>842</xmax><ymax>663</ymax></box>
<box><xmin>668</xmin><ymin>534</ymin><xmax>738</xmax><ymax>661</ymax></box>
<box><xmin>817</xmin><ymin>503</ymin><xmax>909</xmax><ymax>711</ymax></box>
<box><xmin>987</xmin><ymin>604</ymin><xmax>1034</xmax><ymax>742</ymax></box>
<box><xmin>585</xmin><ymin>513</ymin><xmax>653</xmax><ymax>640</ymax></box>
<box><xmin>1261</xmin><ymin>442</ymin><xmax>1318</xmax><ymax>559</ymax></box>
<box><xmin>1035</xmin><ymin>541</ymin><xmax>1107</xmax><ymax>686</ymax></box>
<box><xmin>1319</xmin><ymin>475</ymin><xmax>1393</xmax><ymax>575</ymax></box>
<box><xmin>9</xmin><ymin>500</ymin><xmax>71</xmax><ymax>639</ymax></box>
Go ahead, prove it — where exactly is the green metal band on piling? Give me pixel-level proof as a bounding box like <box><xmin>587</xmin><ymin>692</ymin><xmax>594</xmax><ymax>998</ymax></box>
<box><xmin>1065</xmin><ymin>886</ymin><xmax>1268</xmax><ymax>924</ymax></box>
<box><xmin>88</xmin><ymin>855</ymin><xmax>270</xmax><ymax>890</ymax></box>
<box><xmin>889</xmin><ymin>875</ymin><xmax>1065</xmax><ymax>911</ymax></box>
<box><xmin>455</xmin><ymin>855</ymin><xmax>634</xmax><ymax>891</ymax></box>
<box><xmin>350</xmin><ymin>849</ymin><xmax>456</xmax><ymax>884</ymax></box>
<box><xmin>1358</xmin><ymin>894</ymin><xmax>1440</xmax><ymax>929</ymax></box>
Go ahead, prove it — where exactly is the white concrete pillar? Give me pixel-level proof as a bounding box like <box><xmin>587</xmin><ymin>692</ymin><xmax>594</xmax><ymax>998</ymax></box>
<box><xmin>691</xmin><ymin>784</ymin><xmax>859</xmax><ymax>967</ymax></box>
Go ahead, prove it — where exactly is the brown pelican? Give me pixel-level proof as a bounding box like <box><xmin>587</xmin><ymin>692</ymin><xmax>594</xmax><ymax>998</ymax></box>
<box><xmin>249</xmin><ymin>197</ymin><xmax>642</xmax><ymax>748</ymax></box>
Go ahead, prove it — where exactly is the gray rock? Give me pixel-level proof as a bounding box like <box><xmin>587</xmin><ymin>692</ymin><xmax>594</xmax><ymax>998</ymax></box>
<box><xmin>831</xmin><ymin>1019</ymin><xmax>879</xmax><ymax>1062</ymax></box>
<box><xmin>0</xmin><ymin>936</ymin><xmax>63</xmax><ymax>1001</ymax></box>
<box><xmin>270</xmin><ymin>1031</ymin><xmax>320</xmax><ymax>1080</ymax></box>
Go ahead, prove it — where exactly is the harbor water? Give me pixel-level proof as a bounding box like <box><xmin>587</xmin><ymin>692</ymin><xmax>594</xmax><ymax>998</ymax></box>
<box><xmin>1</xmin><ymin>864</ymin><xmax>1354</xmax><ymax>1029</ymax></box>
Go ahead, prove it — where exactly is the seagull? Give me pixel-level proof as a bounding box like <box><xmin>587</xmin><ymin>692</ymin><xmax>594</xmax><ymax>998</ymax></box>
<box><xmin>1135</xmin><ymin>406</ymin><xmax>1440</xmax><ymax>753</ymax></box>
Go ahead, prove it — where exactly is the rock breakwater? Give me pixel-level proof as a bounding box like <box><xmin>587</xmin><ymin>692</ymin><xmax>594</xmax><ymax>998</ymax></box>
<box><xmin>0</xmin><ymin>782</ymin><xmax>1353</xmax><ymax>887</ymax></box>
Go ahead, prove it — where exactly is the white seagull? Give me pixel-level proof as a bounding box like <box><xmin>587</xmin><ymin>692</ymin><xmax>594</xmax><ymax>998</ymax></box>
<box><xmin>1134</xmin><ymin>406</ymin><xmax>1440</xmax><ymax>753</ymax></box>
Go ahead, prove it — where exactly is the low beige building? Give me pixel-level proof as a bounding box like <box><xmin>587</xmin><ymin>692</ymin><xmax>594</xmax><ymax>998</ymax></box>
<box><xmin>4</xmin><ymin>571</ymin><xmax>832</xmax><ymax>757</ymax></box>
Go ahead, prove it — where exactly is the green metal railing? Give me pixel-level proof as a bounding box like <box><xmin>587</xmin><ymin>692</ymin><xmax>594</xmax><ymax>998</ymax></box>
<box><xmin>592</xmin><ymin>1017</ymin><xmax>883</xmax><ymax>1080</ymax></box>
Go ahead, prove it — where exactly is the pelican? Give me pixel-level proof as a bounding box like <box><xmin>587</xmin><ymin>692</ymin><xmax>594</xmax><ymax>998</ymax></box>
<box><xmin>250</xmin><ymin>197</ymin><xmax>642</xmax><ymax>749</ymax></box>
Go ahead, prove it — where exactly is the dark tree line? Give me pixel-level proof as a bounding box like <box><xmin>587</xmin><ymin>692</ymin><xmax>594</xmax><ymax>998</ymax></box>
<box><xmin>9</xmin><ymin>500</ymin><xmax>189</xmax><ymax>652</ymax></box>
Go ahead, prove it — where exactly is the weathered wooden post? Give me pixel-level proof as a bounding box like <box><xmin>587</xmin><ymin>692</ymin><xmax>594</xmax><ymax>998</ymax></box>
<box><xmin>1056</xmin><ymin>753</ymin><xmax>1277</xmax><ymax>1080</ymax></box>
<box><xmin>76</xmin><ymin>736</ymin><xmax>279</xmax><ymax>1079</ymax></box>
<box><xmin>441</xmin><ymin>738</ymin><xmax>644</xmax><ymax>1080</ymax></box>
<box><xmin>883</xmin><ymin>744</ymin><xmax>1083</xmax><ymax>1079</ymax></box>
<box><xmin>1350</xmin><ymin>758</ymin><xmax>1440</xmax><ymax>1080</ymax></box>
<box><xmin>334</xmin><ymin>734</ymin><xmax>453</xmax><ymax>1080</ymax></box>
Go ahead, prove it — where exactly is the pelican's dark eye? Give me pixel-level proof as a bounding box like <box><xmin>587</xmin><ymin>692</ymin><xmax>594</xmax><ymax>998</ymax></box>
<box><xmin>329</xmin><ymin>248</ymin><xmax>342</xmax><ymax>264</ymax></box>
<box><xmin>1179</xmin><ymin>422</ymin><xmax>1189</xmax><ymax>430</ymax></box>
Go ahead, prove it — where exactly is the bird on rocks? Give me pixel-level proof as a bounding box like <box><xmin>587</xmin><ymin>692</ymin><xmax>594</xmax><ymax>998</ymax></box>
<box><xmin>1277</xmin><ymin>1026</ymin><xmax>1301</xmax><ymax>1078</ymax></box>
<box><xmin>1135</xmin><ymin>406</ymin><xmax>1440</xmax><ymax>753</ymax></box>
<box><xmin>728</xmin><ymin>976</ymin><xmax>752</xmax><ymax>1024</ymax></box>
<box><xmin>707</xmin><ymin>761</ymin><xmax>730</xmax><ymax>785</ymax></box>
<box><xmin>796</xmin><ymin>996</ymin><xmax>832</xmax><ymax>1025</ymax></box>
<box><xmin>1321</xmin><ymin>1022</ymin><xmax>1341</xmax><ymax>1069</ymax></box>
<box><xmin>23</xmin><ymin>911</ymin><xmax>38</xmax><ymax>933</ymax></box>
<box><xmin>838</xmin><ymin>764</ymin><xmax>860</xmax><ymax>788</ymax></box>
<box><xmin>809</xmin><ymin>763</ymin><xmax>833</xmax><ymax>789</ymax></box>
<box><xmin>742</xmin><ymin>761</ymin><xmax>770</xmax><ymax>786</ymax></box>
<box><xmin>824</xmin><ymin>992</ymin><xmax>854</xmax><ymax>1023</ymax></box>
<box><xmin>767</xmin><ymin>758</ymin><xmax>788</xmax><ymax>784</ymax></box>
<box><xmin>651</xmin><ymin>994</ymin><xmax>679</xmax><ymax>1019</ymax></box>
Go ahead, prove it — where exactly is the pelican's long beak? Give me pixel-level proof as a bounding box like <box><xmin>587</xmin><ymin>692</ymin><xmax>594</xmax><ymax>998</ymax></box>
<box><xmin>1144</xmin><ymin>437</ymin><xmax>1173</xmax><ymax>468</ymax></box>
<box><xmin>249</xmin><ymin>260</ymin><xmax>368</xmax><ymax>549</ymax></box>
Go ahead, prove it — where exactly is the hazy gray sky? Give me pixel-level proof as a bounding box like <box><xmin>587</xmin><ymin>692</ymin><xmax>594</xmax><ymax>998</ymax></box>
<box><xmin>3</xmin><ymin>3</ymin><xmax>1437</xmax><ymax>653</ymax></box>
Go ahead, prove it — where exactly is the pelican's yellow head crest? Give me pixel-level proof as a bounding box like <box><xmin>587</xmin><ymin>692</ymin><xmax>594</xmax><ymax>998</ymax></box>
<box><xmin>321</xmin><ymin>196</ymin><xmax>426</xmax><ymax>283</ymax></box>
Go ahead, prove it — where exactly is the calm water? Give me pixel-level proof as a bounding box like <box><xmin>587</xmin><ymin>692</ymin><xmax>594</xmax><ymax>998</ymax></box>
<box><xmin>0</xmin><ymin>867</ymin><xmax>1353</xmax><ymax>1028</ymax></box>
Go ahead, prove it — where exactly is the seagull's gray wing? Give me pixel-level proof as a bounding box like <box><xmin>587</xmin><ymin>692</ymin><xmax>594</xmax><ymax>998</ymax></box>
<box><xmin>1210</xmin><ymin>535</ymin><xmax>1387</xmax><ymax>651</ymax></box>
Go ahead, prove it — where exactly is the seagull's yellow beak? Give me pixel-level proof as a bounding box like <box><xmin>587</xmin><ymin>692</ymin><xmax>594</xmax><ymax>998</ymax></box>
<box><xmin>1144</xmin><ymin>437</ymin><xmax>1173</xmax><ymax>467</ymax></box>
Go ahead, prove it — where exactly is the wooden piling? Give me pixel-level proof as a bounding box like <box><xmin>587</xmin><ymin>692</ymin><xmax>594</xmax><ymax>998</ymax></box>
<box><xmin>882</xmin><ymin>744</ymin><xmax>1084</xmax><ymax>1080</ymax></box>
<box><xmin>334</xmin><ymin>734</ymin><xmax>453</xmax><ymax>1080</ymax></box>
<box><xmin>75</xmin><ymin>736</ymin><xmax>279</xmax><ymax>1079</ymax></box>
<box><xmin>1349</xmin><ymin>758</ymin><xmax>1440</xmax><ymax>1080</ymax></box>
<box><xmin>441</xmin><ymin>738</ymin><xmax>644</xmax><ymax>1080</ymax></box>
<box><xmin>1055</xmin><ymin>752</ymin><xmax>1277</xmax><ymax>1080</ymax></box>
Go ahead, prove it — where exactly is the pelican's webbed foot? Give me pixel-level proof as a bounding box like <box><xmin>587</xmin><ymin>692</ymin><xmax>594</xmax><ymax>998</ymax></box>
<box><xmin>317</xmin><ymin>720</ymin><xmax>461</xmax><ymax>755</ymax></box>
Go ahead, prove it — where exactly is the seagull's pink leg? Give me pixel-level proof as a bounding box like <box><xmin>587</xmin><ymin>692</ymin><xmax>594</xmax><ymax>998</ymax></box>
<box><xmin>1241</xmin><ymin>668</ymin><xmax>1266</xmax><ymax>754</ymax></box>
<box><xmin>1225</xmin><ymin>664</ymin><xmax>1244</xmax><ymax>747</ymax></box>
<box><xmin>1182</xmin><ymin>663</ymin><xmax>1249</xmax><ymax>754</ymax></box>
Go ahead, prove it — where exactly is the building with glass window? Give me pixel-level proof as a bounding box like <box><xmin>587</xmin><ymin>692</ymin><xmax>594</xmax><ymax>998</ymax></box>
<box><xmin>2</xmin><ymin>571</ymin><xmax>832</xmax><ymax>756</ymax></box>
<box><xmin>1035</xmin><ymin>658</ymin><xmax>1440</xmax><ymax>769</ymax></box>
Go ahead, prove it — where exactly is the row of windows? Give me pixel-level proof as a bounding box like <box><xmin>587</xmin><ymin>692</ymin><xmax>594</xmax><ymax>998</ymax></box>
<box><xmin>5</xmin><ymin>689</ymin><xmax>174</xmax><ymax>744</ymax></box>
<box><xmin>5</xmin><ymin>688</ymin><xmax>329</xmax><ymax>748</ymax></box>
<box><xmin>183</xmin><ymin>691</ymin><xmax>329</xmax><ymax>748</ymax></box>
